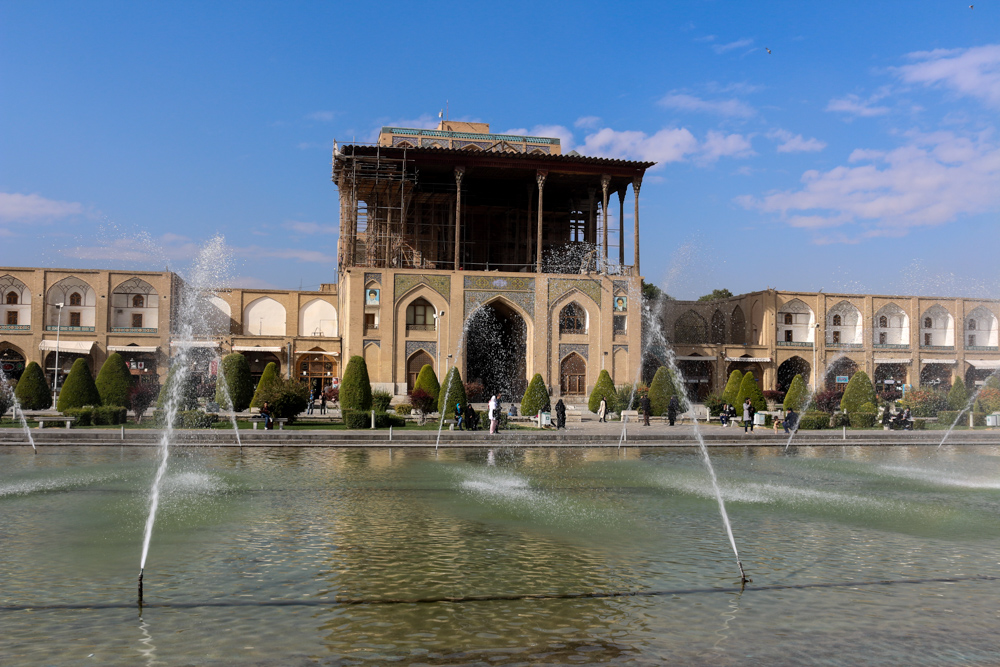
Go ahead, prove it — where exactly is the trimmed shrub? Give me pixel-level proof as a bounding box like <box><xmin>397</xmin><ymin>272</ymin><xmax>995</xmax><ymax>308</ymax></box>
<box><xmin>813</xmin><ymin>389</ymin><xmax>844</xmax><ymax>413</ymax></box>
<box><xmin>0</xmin><ymin>382</ymin><xmax>12</xmax><ymax>419</ymax></box>
<box><xmin>832</xmin><ymin>413</ymin><xmax>851</xmax><ymax>428</ymax></box>
<box><xmin>939</xmin><ymin>410</ymin><xmax>987</xmax><ymax>427</ymax></box>
<box><xmin>520</xmin><ymin>373</ymin><xmax>550</xmax><ymax>417</ymax></box>
<box><xmin>340</xmin><ymin>356</ymin><xmax>372</xmax><ymax>412</ymax></box>
<box><xmin>464</xmin><ymin>380</ymin><xmax>485</xmax><ymax>403</ymax></box>
<box><xmin>372</xmin><ymin>389</ymin><xmax>393</xmax><ymax>413</ymax></box>
<box><xmin>648</xmin><ymin>367</ymin><xmax>679</xmax><ymax>416</ymax></box>
<box><xmin>63</xmin><ymin>407</ymin><xmax>94</xmax><ymax>426</ymax></box>
<box><xmin>783</xmin><ymin>374</ymin><xmax>809</xmax><ymax>412</ymax></box>
<box><xmin>975</xmin><ymin>387</ymin><xmax>1000</xmax><ymax>414</ymax></box>
<box><xmin>798</xmin><ymin>412</ymin><xmax>830</xmax><ymax>429</ymax></box>
<box><xmin>849</xmin><ymin>412</ymin><xmax>878</xmax><ymax>428</ymax></box>
<box><xmin>129</xmin><ymin>383</ymin><xmax>158</xmax><ymax>424</ymax></box>
<box><xmin>900</xmin><ymin>387</ymin><xmax>949</xmax><ymax>417</ymax></box>
<box><xmin>948</xmin><ymin>377</ymin><xmax>969</xmax><ymax>411</ymax></box>
<box><xmin>840</xmin><ymin>371</ymin><xmax>877</xmax><ymax>413</ymax></box>
<box><xmin>342</xmin><ymin>409</ymin><xmax>370</xmax><ymax>429</ymax></box>
<box><xmin>254</xmin><ymin>377</ymin><xmax>309</xmax><ymax>424</ymax></box>
<box><xmin>156</xmin><ymin>364</ymin><xmax>199</xmax><ymax>411</ymax></box>
<box><xmin>394</xmin><ymin>403</ymin><xmax>413</xmax><ymax>416</ymax></box>
<box><xmin>735</xmin><ymin>372</ymin><xmax>767</xmax><ymax>413</ymax></box>
<box><xmin>438</xmin><ymin>367</ymin><xmax>468</xmax><ymax>414</ymax></box>
<box><xmin>376</xmin><ymin>412</ymin><xmax>405</xmax><ymax>428</ymax></box>
<box><xmin>414</xmin><ymin>365</ymin><xmax>440</xmax><ymax>405</ymax></box>
<box><xmin>58</xmin><ymin>358</ymin><xmax>101</xmax><ymax>411</ymax></box>
<box><xmin>14</xmin><ymin>361</ymin><xmax>51</xmax><ymax>410</ymax></box>
<box><xmin>763</xmin><ymin>390</ymin><xmax>786</xmax><ymax>404</ymax></box>
<box><xmin>589</xmin><ymin>369</ymin><xmax>617</xmax><ymax>414</ymax></box>
<box><xmin>216</xmin><ymin>353</ymin><xmax>253</xmax><ymax>412</ymax></box>
<box><xmin>409</xmin><ymin>388</ymin><xmax>436</xmax><ymax>415</ymax></box>
<box><xmin>722</xmin><ymin>370</ymin><xmax>743</xmax><ymax>407</ymax></box>
<box><xmin>250</xmin><ymin>362</ymin><xmax>280</xmax><ymax>409</ymax></box>
<box><xmin>704</xmin><ymin>392</ymin><xmax>725</xmax><ymax>417</ymax></box>
<box><xmin>151</xmin><ymin>409</ymin><xmax>219</xmax><ymax>428</ymax></box>
<box><xmin>95</xmin><ymin>353</ymin><xmax>133</xmax><ymax>407</ymax></box>
<box><xmin>912</xmin><ymin>418</ymin><xmax>928</xmax><ymax>430</ymax></box>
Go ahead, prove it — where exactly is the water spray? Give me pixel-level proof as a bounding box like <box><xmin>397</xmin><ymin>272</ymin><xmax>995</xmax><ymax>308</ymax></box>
<box><xmin>138</xmin><ymin>568</ymin><xmax>144</xmax><ymax>603</ymax></box>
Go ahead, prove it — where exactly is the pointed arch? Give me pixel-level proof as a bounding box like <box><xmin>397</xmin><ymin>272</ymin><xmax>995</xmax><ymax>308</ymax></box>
<box><xmin>873</xmin><ymin>303</ymin><xmax>909</xmax><ymax>345</ymax></box>
<box><xmin>559</xmin><ymin>301</ymin><xmax>588</xmax><ymax>334</ymax></box>
<box><xmin>965</xmin><ymin>306</ymin><xmax>998</xmax><ymax>347</ymax></box>
<box><xmin>920</xmin><ymin>304</ymin><xmax>954</xmax><ymax>346</ymax></box>
<box><xmin>299</xmin><ymin>298</ymin><xmax>337</xmax><ymax>337</ymax></box>
<box><xmin>729</xmin><ymin>306</ymin><xmax>746</xmax><ymax>344</ymax></box>
<box><xmin>406</xmin><ymin>349</ymin><xmax>434</xmax><ymax>390</ymax></box>
<box><xmin>46</xmin><ymin>276</ymin><xmax>97</xmax><ymax>329</ymax></box>
<box><xmin>363</xmin><ymin>343</ymin><xmax>380</xmax><ymax>382</ymax></box>
<box><xmin>112</xmin><ymin>277</ymin><xmax>159</xmax><ymax>330</ymax></box>
<box><xmin>826</xmin><ymin>300</ymin><xmax>862</xmax><ymax>345</ymax></box>
<box><xmin>674</xmin><ymin>310</ymin><xmax>708</xmax><ymax>344</ymax></box>
<box><xmin>0</xmin><ymin>275</ymin><xmax>30</xmax><ymax>328</ymax></box>
<box><xmin>710</xmin><ymin>309</ymin><xmax>726</xmax><ymax>344</ymax></box>
<box><xmin>560</xmin><ymin>352</ymin><xmax>587</xmax><ymax>395</ymax></box>
<box><xmin>777</xmin><ymin>298</ymin><xmax>815</xmax><ymax>344</ymax></box>
<box><xmin>243</xmin><ymin>297</ymin><xmax>287</xmax><ymax>336</ymax></box>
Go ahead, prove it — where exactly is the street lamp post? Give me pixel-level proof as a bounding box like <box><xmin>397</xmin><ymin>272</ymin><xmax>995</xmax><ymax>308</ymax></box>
<box><xmin>812</xmin><ymin>322</ymin><xmax>820</xmax><ymax>391</ymax></box>
<box><xmin>52</xmin><ymin>302</ymin><xmax>64</xmax><ymax>408</ymax></box>
<box><xmin>433</xmin><ymin>310</ymin><xmax>445</xmax><ymax>375</ymax></box>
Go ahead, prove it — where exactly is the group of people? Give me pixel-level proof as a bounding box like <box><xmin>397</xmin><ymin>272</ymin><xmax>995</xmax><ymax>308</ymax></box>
<box><xmin>452</xmin><ymin>399</ymin><xmax>482</xmax><ymax>431</ymax></box>
<box><xmin>718</xmin><ymin>399</ymin><xmax>799</xmax><ymax>434</ymax></box>
<box><xmin>598</xmin><ymin>394</ymin><xmax>682</xmax><ymax>426</ymax></box>
<box><xmin>882</xmin><ymin>406</ymin><xmax>913</xmax><ymax>430</ymax></box>
<box><xmin>305</xmin><ymin>390</ymin><xmax>328</xmax><ymax>415</ymax></box>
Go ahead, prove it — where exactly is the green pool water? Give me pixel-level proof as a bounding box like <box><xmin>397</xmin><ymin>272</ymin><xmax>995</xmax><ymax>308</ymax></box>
<box><xmin>2</xmin><ymin>444</ymin><xmax>1000</xmax><ymax>665</ymax></box>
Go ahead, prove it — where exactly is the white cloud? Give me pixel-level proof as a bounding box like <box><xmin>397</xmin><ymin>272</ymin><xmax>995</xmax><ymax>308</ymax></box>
<box><xmin>895</xmin><ymin>44</ymin><xmax>1000</xmax><ymax>109</ymax></box>
<box><xmin>659</xmin><ymin>92</ymin><xmax>755</xmax><ymax>118</ymax></box>
<box><xmin>699</xmin><ymin>130</ymin><xmax>755</xmax><ymax>163</ymax></box>
<box><xmin>0</xmin><ymin>192</ymin><xmax>84</xmax><ymax>222</ymax></box>
<box><xmin>826</xmin><ymin>93</ymin><xmax>890</xmax><ymax>117</ymax></box>
<box><xmin>306</xmin><ymin>111</ymin><xmax>335</xmax><ymax>122</ymax></box>
<box><xmin>738</xmin><ymin>130</ymin><xmax>1000</xmax><ymax>240</ymax></box>
<box><xmin>500</xmin><ymin>124</ymin><xmax>575</xmax><ymax>151</ymax></box>
<box><xmin>712</xmin><ymin>38</ymin><xmax>754</xmax><ymax>54</ymax></box>
<box><xmin>580</xmin><ymin>126</ymin><xmax>753</xmax><ymax>166</ymax></box>
<box><xmin>767</xmin><ymin>129</ymin><xmax>827</xmax><ymax>153</ymax></box>
<box><xmin>283</xmin><ymin>221</ymin><xmax>337</xmax><ymax>235</ymax></box>
<box><xmin>235</xmin><ymin>246</ymin><xmax>336</xmax><ymax>263</ymax></box>
<box><xmin>574</xmin><ymin>116</ymin><xmax>601</xmax><ymax>129</ymax></box>
<box><xmin>62</xmin><ymin>233</ymin><xmax>198</xmax><ymax>263</ymax></box>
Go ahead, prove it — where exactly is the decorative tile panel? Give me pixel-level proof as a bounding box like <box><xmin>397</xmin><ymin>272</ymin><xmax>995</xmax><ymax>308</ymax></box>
<box><xmin>363</xmin><ymin>339</ymin><xmax>380</xmax><ymax>348</ymax></box>
<box><xmin>559</xmin><ymin>343</ymin><xmax>589</xmax><ymax>361</ymax></box>
<box><xmin>613</xmin><ymin>345</ymin><xmax>629</xmax><ymax>354</ymax></box>
<box><xmin>405</xmin><ymin>340</ymin><xmax>436</xmax><ymax>359</ymax></box>
<box><xmin>394</xmin><ymin>274</ymin><xmax>450</xmax><ymax>303</ymax></box>
<box><xmin>364</xmin><ymin>272</ymin><xmax>381</xmax><ymax>285</ymax></box>
<box><xmin>548</xmin><ymin>278</ymin><xmax>603</xmax><ymax>308</ymax></box>
<box><xmin>453</xmin><ymin>140</ymin><xmax>491</xmax><ymax>150</ymax></box>
<box><xmin>613</xmin><ymin>280</ymin><xmax>629</xmax><ymax>295</ymax></box>
<box><xmin>465</xmin><ymin>291</ymin><xmax>534</xmax><ymax>320</ymax></box>
<box><xmin>420</xmin><ymin>138</ymin><xmax>448</xmax><ymax>149</ymax></box>
<box><xmin>463</xmin><ymin>276</ymin><xmax>535</xmax><ymax>292</ymax></box>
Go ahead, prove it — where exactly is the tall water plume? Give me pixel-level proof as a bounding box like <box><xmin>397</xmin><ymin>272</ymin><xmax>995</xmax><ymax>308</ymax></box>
<box><xmin>0</xmin><ymin>367</ymin><xmax>35</xmax><ymax>451</ymax></box>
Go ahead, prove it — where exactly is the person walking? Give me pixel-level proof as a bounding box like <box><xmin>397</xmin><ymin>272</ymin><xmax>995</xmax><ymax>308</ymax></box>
<box><xmin>489</xmin><ymin>393</ymin><xmax>502</xmax><ymax>434</ymax></box>
<box><xmin>668</xmin><ymin>395</ymin><xmax>679</xmax><ymax>426</ymax></box>
<box><xmin>743</xmin><ymin>398</ymin><xmax>756</xmax><ymax>433</ymax></box>
<box><xmin>640</xmin><ymin>394</ymin><xmax>651</xmax><ymax>426</ymax></box>
<box><xmin>597</xmin><ymin>396</ymin><xmax>608</xmax><ymax>423</ymax></box>
<box><xmin>554</xmin><ymin>398</ymin><xmax>566</xmax><ymax>429</ymax></box>
<box><xmin>455</xmin><ymin>401</ymin><xmax>464</xmax><ymax>430</ymax></box>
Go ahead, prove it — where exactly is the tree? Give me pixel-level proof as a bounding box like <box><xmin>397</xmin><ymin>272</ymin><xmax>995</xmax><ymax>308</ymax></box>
<box><xmin>14</xmin><ymin>361</ymin><xmax>51</xmax><ymax>410</ymax></box>
<box><xmin>129</xmin><ymin>383</ymin><xmax>158</xmax><ymax>424</ymax></box>
<box><xmin>0</xmin><ymin>379</ymin><xmax>12</xmax><ymax>419</ymax></box>
<box><xmin>648</xmin><ymin>366</ymin><xmax>679</xmax><ymax>416</ymax></box>
<box><xmin>783</xmin><ymin>374</ymin><xmax>809</xmax><ymax>412</ymax></box>
<box><xmin>95</xmin><ymin>353</ymin><xmax>133</xmax><ymax>407</ymax></box>
<box><xmin>947</xmin><ymin>376</ymin><xmax>969</xmax><ymax>411</ymax></box>
<box><xmin>414</xmin><ymin>365</ymin><xmax>440</xmax><ymax>405</ymax></box>
<box><xmin>250</xmin><ymin>362</ymin><xmax>280</xmax><ymax>409</ymax></box>
<box><xmin>986</xmin><ymin>375</ymin><xmax>1000</xmax><ymax>391</ymax></box>
<box><xmin>255</xmin><ymin>377</ymin><xmax>310</xmax><ymax>423</ymax></box>
<box><xmin>735</xmin><ymin>371</ymin><xmax>767</xmax><ymax>412</ymax></box>
<box><xmin>57</xmin><ymin>358</ymin><xmax>101</xmax><ymax>411</ymax></box>
<box><xmin>698</xmin><ymin>288</ymin><xmax>734</xmax><ymax>302</ymax></box>
<box><xmin>215</xmin><ymin>353</ymin><xmax>253</xmax><ymax>412</ymax></box>
<box><xmin>722</xmin><ymin>370</ymin><xmax>743</xmax><ymax>406</ymax></box>
<box><xmin>641</xmin><ymin>280</ymin><xmax>666</xmax><ymax>302</ymax></box>
<box><xmin>156</xmin><ymin>364</ymin><xmax>199</xmax><ymax>411</ymax></box>
<box><xmin>340</xmin><ymin>355</ymin><xmax>372</xmax><ymax>412</ymax></box>
<box><xmin>520</xmin><ymin>373</ymin><xmax>550</xmax><ymax>417</ymax></box>
<box><xmin>437</xmin><ymin>366</ymin><xmax>468</xmax><ymax>414</ymax></box>
<box><xmin>589</xmin><ymin>369</ymin><xmax>617</xmax><ymax>413</ymax></box>
<box><xmin>840</xmin><ymin>371</ymin><xmax>877</xmax><ymax>413</ymax></box>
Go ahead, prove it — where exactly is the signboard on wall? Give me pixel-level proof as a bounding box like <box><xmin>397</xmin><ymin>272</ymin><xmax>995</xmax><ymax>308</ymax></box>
<box><xmin>835</xmin><ymin>376</ymin><xmax>849</xmax><ymax>384</ymax></box>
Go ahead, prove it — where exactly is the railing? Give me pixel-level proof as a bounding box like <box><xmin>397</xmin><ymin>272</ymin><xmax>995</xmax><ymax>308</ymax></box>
<box><xmin>874</xmin><ymin>343</ymin><xmax>909</xmax><ymax>349</ymax></box>
<box><xmin>45</xmin><ymin>325</ymin><xmax>95</xmax><ymax>332</ymax></box>
<box><xmin>0</xmin><ymin>324</ymin><xmax>29</xmax><ymax>331</ymax></box>
<box><xmin>406</xmin><ymin>324</ymin><xmax>436</xmax><ymax>331</ymax></box>
<box><xmin>776</xmin><ymin>341</ymin><xmax>813</xmax><ymax>347</ymax></box>
<box><xmin>111</xmin><ymin>327</ymin><xmax>158</xmax><ymax>334</ymax></box>
<box><xmin>920</xmin><ymin>345</ymin><xmax>955</xmax><ymax>350</ymax></box>
<box><xmin>826</xmin><ymin>343</ymin><xmax>863</xmax><ymax>349</ymax></box>
<box><xmin>364</xmin><ymin>323</ymin><xmax>379</xmax><ymax>333</ymax></box>
<box><xmin>966</xmin><ymin>345</ymin><xmax>999</xmax><ymax>351</ymax></box>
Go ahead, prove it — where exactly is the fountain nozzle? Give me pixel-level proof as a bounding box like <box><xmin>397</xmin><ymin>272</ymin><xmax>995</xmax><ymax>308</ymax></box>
<box><xmin>138</xmin><ymin>569</ymin><xmax>144</xmax><ymax>603</ymax></box>
<box><xmin>737</xmin><ymin>560</ymin><xmax>751</xmax><ymax>585</ymax></box>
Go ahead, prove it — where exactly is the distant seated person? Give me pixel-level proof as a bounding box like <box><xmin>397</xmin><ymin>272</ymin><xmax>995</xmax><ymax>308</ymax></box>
<box><xmin>464</xmin><ymin>403</ymin><xmax>480</xmax><ymax>431</ymax></box>
<box><xmin>508</xmin><ymin>404</ymin><xmax>517</xmax><ymax>417</ymax></box>
<box><xmin>783</xmin><ymin>409</ymin><xmax>799</xmax><ymax>434</ymax></box>
<box><xmin>720</xmin><ymin>403</ymin><xmax>736</xmax><ymax>427</ymax></box>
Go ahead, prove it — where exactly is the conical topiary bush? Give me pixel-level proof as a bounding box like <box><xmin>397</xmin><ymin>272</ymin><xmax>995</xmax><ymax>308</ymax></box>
<box><xmin>735</xmin><ymin>371</ymin><xmax>767</xmax><ymax>412</ymax></box>
<box><xmin>14</xmin><ymin>361</ymin><xmax>51</xmax><ymax>410</ymax></box>
<box><xmin>783</xmin><ymin>374</ymin><xmax>809</xmax><ymax>412</ymax></box>
<box><xmin>840</xmin><ymin>370</ymin><xmax>877</xmax><ymax>413</ymax></box>
<box><xmin>250</xmin><ymin>362</ymin><xmax>280</xmax><ymax>409</ymax></box>
<box><xmin>340</xmin><ymin>355</ymin><xmax>372</xmax><ymax>412</ymax></box>
<box><xmin>57</xmin><ymin>358</ymin><xmax>101</xmax><ymax>411</ymax></box>
<box><xmin>648</xmin><ymin>366</ymin><xmax>679</xmax><ymax>416</ymax></box>
<box><xmin>156</xmin><ymin>363</ymin><xmax>199</xmax><ymax>411</ymax></box>
<box><xmin>215</xmin><ymin>353</ymin><xmax>254</xmax><ymax>412</ymax></box>
<box><xmin>722</xmin><ymin>369</ymin><xmax>743</xmax><ymax>406</ymax></box>
<box><xmin>589</xmin><ymin>369</ymin><xmax>616</xmax><ymax>413</ymax></box>
<box><xmin>95</xmin><ymin>353</ymin><xmax>133</xmax><ymax>407</ymax></box>
<box><xmin>437</xmin><ymin>366</ymin><xmax>468</xmax><ymax>414</ymax></box>
<box><xmin>415</xmin><ymin>365</ymin><xmax>440</xmax><ymax>405</ymax></box>
<box><xmin>947</xmin><ymin>376</ymin><xmax>969</xmax><ymax>411</ymax></box>
<box><xmin>519</xmin><ymin>373</ymin><xmax>550</xmax><ymax>417</ymax></box>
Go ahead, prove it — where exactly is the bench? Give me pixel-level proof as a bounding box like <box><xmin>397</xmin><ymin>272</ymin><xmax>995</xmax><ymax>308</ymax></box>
<box><xmin>251</xmin><ymin>417</ymin><xmax>289</xmax><ymax>430</ymax></box>
<box><xmin>37</xmin><ymin>416</ymin><xmax>76</xmax><ymax>429</ymax></box>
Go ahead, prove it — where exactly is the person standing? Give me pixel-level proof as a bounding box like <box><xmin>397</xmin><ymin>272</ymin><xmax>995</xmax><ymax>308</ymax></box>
<box><xmin>261</xmin><ymin>401</ymin><xmax>273</xmax><ymax>430</ymax></box>
<box><xmin>597</xmin><ymin>396</ymin><xmax>608</xmax><ymax>423</ymax></box>
<box><xmin>640</xmin><ymin>394</ymin><xmax>651</xmax><ymax>426</ymax></box>
<box><xmin>455</xmin><ymin>401</ymin><xmax>464</xmax><ymax>430</ymax></box>
<box><xmin>743</xmin><ymin>398</ymin><xmax>756</xmax><ymax>433</ymax></box>
<box><xmin>668</xmin><ymin>395</ymin><xmax>679</xmax><ymax>426</ymax></box>
<box><xmin>307</xmin><ymin>390</ymin><xmax>315</xmax><ymax>415</ymax></box>
<box><xmin>555</xmin><ymin>398</ymin><xmax>566</xmax><ymax>429</ymax></box>
<box><xmin>488</xmin><ymin>393</ymin><xmax>500</xmax><ymax>434</ymax></box>
<box><xmin>320</xmin><ymin>392</ymin><xmax>327</xmax><ymax>415</ymax></box>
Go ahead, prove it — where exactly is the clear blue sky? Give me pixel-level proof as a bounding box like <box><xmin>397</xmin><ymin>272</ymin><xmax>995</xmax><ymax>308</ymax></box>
<box><xmin>2</xmin><ymin>1</ymin><xmax>998</xmax><ymax>299</ymax></box>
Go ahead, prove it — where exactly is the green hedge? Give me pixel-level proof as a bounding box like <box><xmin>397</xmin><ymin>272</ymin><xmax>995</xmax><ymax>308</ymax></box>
<box><xmin>438</xmin><ymin>366</ymin><xmax>468</xmax><ymax>414</ymax></box>
<box><xmin>783</xmin><ymin>374</ymin><xmax>809</xmax><ymax>412</ymax></box>
<box><xmin>937</xmin><ymin>411</ymin><xmax>987</xmax><ymax>427</ymax></box>
<box><xmin>372</xmin><ymin>389</ymin><xmax>393</xmax><ymax>413</ymax></box>
<box><xmin>832</xmin><ymin>413</ymin><xmax>851</xmax><ymax>428</ymax></box>
<box><xmin>342</xmin><ymin>409</ymin><xmax>405</xmax><ymax>429</ymax></box>
<box><xmin>520</xmin><ymin>373</ymin><xmax>550</xmax><ymax>417</ymax></box>
<box><xmin>798</xmin><ymin>412</ymin><xmax>830</xmax><ymax>429</ymax></box>
<box><xmin>849</xmin><ymin>412</ymin><xmax>878</xmax><ymax>428</ymax></box>
<box><xmin>58</xmin><ymin>358</ymin><xmax>101</xmax><ymax>411</ymax></box>
<box><xmin>340</xmin><ymin>356</ymin><xmax>373</xmax><ymax>412</ymax></box>
<box><xmin>722</xmin><ymin>370</ymin><xmax>743</xmax><ymax>407</ymax></box>
<box><xmin>62</xmin><ymin>406</ymin><xmax>129</xmax><ymax>426</ymax></box>
<box><xmin>216</xmin><ymin>353</ymin><xmax>254</xmax><ymax>411</ymax></box>
<box><xmin>250</xmin><ymin>362</ymin><xmax>280</xmax><ymax>409</ymax></box>
<box><xmin>14</xmin><ymin>361</ymin><xmax>51</xmax><ymax>410</ymax></box>
<box><xmin>394</xmin><ymin>403</ymin><xmax>412</xmax><ymax>415</ymax></box>
<box><xmin>151</xmin><ymin>409</ymin><xmax>219</xmax><ymax>428</ymax></box>
<box><xmin>95</xmin><ymin>353</ymin><xmax>133</xmax><ymax>407</ymax></box>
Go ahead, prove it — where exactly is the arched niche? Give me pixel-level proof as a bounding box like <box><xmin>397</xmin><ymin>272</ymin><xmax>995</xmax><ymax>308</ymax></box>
<box><xmin>873</xmin><ymin>303</ymin><xmax>909</xmax><ymax>345</ymax></box>
<box><xmin>244</xmin><ymin>297</ymin><xmax>286</xmax><ymax>336</ymax></box>
<box><xmin>0</xmin><ymin>275</ymin><xmax>31</xmax><ymax>328</ymax></box>
<box><xmin>300</xmin><ymin>298</ymin><xmax>338</xmax><ymax>338</ymax></box>
<box><xmin>777</xmin><ymin>298</ymin><xmax>815</xmax><ymax>344</ymax></box>
<box><xmin>46</xmin><ymin>276</ymin><xmax>97</xmax><ymax>329</ymax></box>
<box><xmin>965</xmin><ymin>306</ymin><xmax>998</xmax><ymax>347</ymax></box>
<box><xmin>111</xmin><ymin>277</ymin><xmax>159</xmax><ymax>330</ymax></box>
<box><xmin>826</xmin><ymin>301</ymin><xmax>862</xmax><ymax>345</ymax></box>
<box><xmin>920</xmin><ymin>304</ymin><xmax>954</xmax><ymax>347</ymax></box>
<box><xmin>674</xmin><ymin>310</ymin><xmax>708</xmax><ymax>344</ymax></box>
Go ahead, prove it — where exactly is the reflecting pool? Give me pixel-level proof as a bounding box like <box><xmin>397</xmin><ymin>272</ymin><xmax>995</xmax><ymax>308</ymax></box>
<box><xmin>2</xmin><ymin>445</ymin><xmax>1000</xmax><ymax>665</ymax></box>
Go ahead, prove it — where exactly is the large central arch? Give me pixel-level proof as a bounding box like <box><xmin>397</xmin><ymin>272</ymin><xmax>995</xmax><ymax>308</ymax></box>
<box><xmin>465</xmin><ymin>299</ymin><xmax>527</xmax><ymax>399</ymax></box>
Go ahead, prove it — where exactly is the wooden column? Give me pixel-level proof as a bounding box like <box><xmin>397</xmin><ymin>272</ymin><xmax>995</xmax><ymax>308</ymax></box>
<box><xmin>617</xmin><ymin>187</ymin><xmax>627</xmax><ymax>267</ymax></box>
<box><xmin>632</xmin><ymin>175</ymin><xmax>642</xmax><ymax>274</ymax></box>
<box><xmin>453</xmin><ymin>166</ymin><xmax>464</xmax><ymax>270</ymax></box>
<box><xmin>600</xmin><ymin>174</ymin><xmax>611</xmax><ymax>272</ymax></box>
<box><xmin>535</xmin><ymin>170</ymin><xmax>547</xmax><ymax>273</ymax></box>
<box><xmin>587</xmin><ymin>187</ymin><xmax>596</xmax><ymax>246</ymax></box>
<box><xmin>526</xmin><ymin>184</ymin><xmax>535</xmax><ymax>268</ymax></box>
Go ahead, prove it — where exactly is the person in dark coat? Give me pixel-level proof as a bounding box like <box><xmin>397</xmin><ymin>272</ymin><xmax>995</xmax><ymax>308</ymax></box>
<box><xmin>464</xmin><ymin>402</ymin><xmax>479</xmax><ymax>431</ymax></box>
<box><xmin>668</xmin><ymin>396</ymin><xmax>680</xmax><ymax>426</ymax></box>
<box><xmin>554</xmin><ymin>399</ymin><xmax>566</xmax><ymax>429</ymax></box>
<box><xmin>783</xmin><ymin>408</ymin><xmax>799</xmax><ymax>434</ymax></box>
<box><xmin>640</xmin><ymin>394</ymin><xmax>651</xmax><ymax>426</ymax></box>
